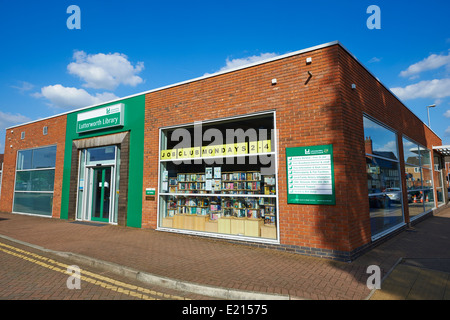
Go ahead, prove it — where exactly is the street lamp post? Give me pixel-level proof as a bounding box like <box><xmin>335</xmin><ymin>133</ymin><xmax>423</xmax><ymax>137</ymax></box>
<box><xmin>427</xmin><ymin>104</ymin><xmax>436</xmax><ymax>127</ymax></box>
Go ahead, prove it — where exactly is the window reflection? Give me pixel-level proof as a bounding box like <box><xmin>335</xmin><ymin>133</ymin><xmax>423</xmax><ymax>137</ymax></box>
<box><xmin>31</xmin><ymin>146</ymin><xmax>57</xmax><ymax>169</ymax></box>
<box><xmin>14</xmin><ymin>145</ymin><xmax>56</xmax><ymax>217</ymax></box>
<box><xmin>87</xmin><ymin>146</ymin><xmax>116</xmax><ymax>163</ymax></box>
<box><xmin>363</xmin><ymin>117</ymin><xmax>398</xmax><ymax>161</ymax></box>
<box><xmin>405</xmin><ymin>164</ymin><xmax>422</xmax><ymax>190</ymax></box>
<box><xmin>366</xmin><ymin>157</ymin><xmax>401</xmax><ymax>194</ymax></box>
<box><xmin>403</xmin><ymin>140</ymin><xmax>419</xmax><ymax>165</ymax></box>
<box><xmin>364</xmin><ymin>116</ymin><xmax>403</xmax><ymax>238</ymax></box>
<box><xmin>402</xmin><ymin>137</ymin><xmax>434</xmax><ymax>219</ymax></box>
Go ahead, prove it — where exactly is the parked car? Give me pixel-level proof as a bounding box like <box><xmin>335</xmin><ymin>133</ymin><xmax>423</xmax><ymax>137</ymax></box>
<box><xmin>369</xmin><ymin>194</ymin><xmax>391</xmax><ymax>208</ymax></box>
<box><xmin>386</xmin><ymin>188</ymin><xmax>402</xmax><ymax>203</ymax></box>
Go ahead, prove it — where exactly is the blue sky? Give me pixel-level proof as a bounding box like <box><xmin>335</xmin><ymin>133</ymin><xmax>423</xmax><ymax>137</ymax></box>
<box><xmin>0</xmin><ymin>0</ymin><xmax>449</xmax><ymax>153</ymax></box>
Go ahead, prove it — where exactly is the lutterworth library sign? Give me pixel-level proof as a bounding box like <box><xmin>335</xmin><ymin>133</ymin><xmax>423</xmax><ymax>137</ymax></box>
<box><xmin>76</xmin><ymin>103</ymin><xmax>125</xmax><ymax>133</ymax></box>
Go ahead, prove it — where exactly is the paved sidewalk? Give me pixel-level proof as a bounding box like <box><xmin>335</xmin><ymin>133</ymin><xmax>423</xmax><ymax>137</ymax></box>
<box><xmin>1</xmin><ymin>206</ymin><xmax>450</xmax><ymax>300</ymax></box>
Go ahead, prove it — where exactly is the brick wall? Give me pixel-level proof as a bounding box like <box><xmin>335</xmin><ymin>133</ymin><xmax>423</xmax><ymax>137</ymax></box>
<box><xmin>142</xmin><ymin>43</ymin><xmax>442</xmax><ymax>259</ymax></box>
<box><xmin>0</xmin><ymin>115</ymin><xmax>67</xmax><ymax>218</ymax></box>
<box><xmin>143</xmin><ymin>44</ymin><xmax>353</xmax><ymax>253</ymax></box>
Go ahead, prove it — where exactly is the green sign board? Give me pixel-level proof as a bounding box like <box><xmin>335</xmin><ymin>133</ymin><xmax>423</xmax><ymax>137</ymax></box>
<box><xmin>76</xmin><ymin>103</ymin><xmax>124</xmax><ymax>133</ymax></box>
<box><xmin>286</xmin><ymin>144</ymin><xmax>335</xmax><ymax>205</ymax></box>
<box><xmin>146</xmin><ymin>188</ymin><xmax>156</xmax><ymax>196</ymax></box>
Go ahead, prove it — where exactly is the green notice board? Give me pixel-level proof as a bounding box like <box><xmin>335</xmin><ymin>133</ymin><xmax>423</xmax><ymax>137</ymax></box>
<box><xmin>286</xmin><ymin>144</ymin><xmax>335</xmax><ymax>205</ymax></box>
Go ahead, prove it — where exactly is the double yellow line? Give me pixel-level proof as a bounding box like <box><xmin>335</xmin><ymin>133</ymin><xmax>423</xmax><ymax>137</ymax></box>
<box><xmin>0</xmin><ymin>241</ymin><xmax>187</xmax><ymax>300</ymax></box>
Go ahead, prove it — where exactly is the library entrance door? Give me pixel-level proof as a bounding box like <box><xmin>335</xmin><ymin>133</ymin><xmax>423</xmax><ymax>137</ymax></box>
<box><xmin>76</xmin><ymin>145</ymin><xmax>118</xmax><ymax>224</ymax></box>
<box><xmin>90</xmin><ymin>166</ymin><xmax>112</xmax><ymax>222</ymax></box>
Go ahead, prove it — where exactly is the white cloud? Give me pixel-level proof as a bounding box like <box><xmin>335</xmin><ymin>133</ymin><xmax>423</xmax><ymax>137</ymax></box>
<box><xmin>10</xmin><ymin>81</ymin><xmax>34</xmax><ymax>93</ymax></box>
<box><xmin>205</xmin><ymin>52</ymin><xmax>278</xmax><ymax>75</ymax></box>
<box><xmin>0</xmin><ymin>111</ymin><xmax>32</xmax><ymax>152</ymax></box>
<box><xmin>35</xmin><ymin>84</ymin><xmax>118</xmax><ymax>109</ymax></box>
<box><xmin>67</xmin><ymin>51</ymin><xmax>144</xmax><ymax>90</ymax></box>
<box><xmin>400</xmin><ymin>52</ymin><xmax>450</xmax><ymax>78</ymax></box>
<box><xmin>445</xmin><ymin>126</ymin><xmax>450</xmax><ymax>136</ymax></box>
<box><xmin>390</xmin><ymin>78</ymin><xmax>450</xmax><ymax>100</ymax></box>
<box><xmin>0</xmin><ymin>111</ymin><xmax>31</xmax><ymax>129</ymax></box>
<box><xmin>368</xmin><ymin>57</ymin><xmax>381</xmax><ymax>63</ymax></box>
<box><xmin>381</xmin><ymin>140</ymin><xmax>398</xmax><ymax>153</ymax></box>
<box><xmin>444</xmin><ymin>109</ymin><xmax>450</xmax><ymax>118</ymax></box>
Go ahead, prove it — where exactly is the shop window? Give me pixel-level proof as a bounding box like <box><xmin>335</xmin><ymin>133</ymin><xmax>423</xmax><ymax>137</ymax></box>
<box><xmin>13</xmin><ymin>145</ymin><xmax>57</xmax><ymax>216</ymax></box>
<box><xmin>363</xmin><ymin>116</ymin><xmax>404</xmax><ymax>239</ymax></box>
<box><xmin>403</xmin><ymin>136</ymin><xmax>434</xmax><ymax>219</ymax></box>
<box><xmin>158</xmin><ymin>112</ymin><xmax>278</xmax><ymax>241</ymax></box>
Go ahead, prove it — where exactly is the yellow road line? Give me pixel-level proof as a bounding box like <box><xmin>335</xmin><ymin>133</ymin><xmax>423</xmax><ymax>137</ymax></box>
<box><xmin>0</xmin><ymin>241</ymin><xmax>187</xmax><ymax>300</ymax></box>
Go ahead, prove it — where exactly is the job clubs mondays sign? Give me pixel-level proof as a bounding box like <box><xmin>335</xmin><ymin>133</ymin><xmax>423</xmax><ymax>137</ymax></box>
<box><xmin>76</xmin><ymin>103</ymin><xmax>125</xmax><ymax>133</ymax></box>
<box><xmin>286</xmin><ymin>144</ymin><xmax>335</xmax><ymax>205</ymax></box>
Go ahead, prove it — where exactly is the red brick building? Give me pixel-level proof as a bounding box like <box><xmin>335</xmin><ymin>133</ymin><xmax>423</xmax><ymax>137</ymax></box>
<box><xmin>0</xmin><ymin>116</ymin><xmax>67</xmax><ymax>218</ymax></box>
<box><xmin>1</xmin><ymin>41</ymin><xmax>448</xmax><ymax>261</ymax></box>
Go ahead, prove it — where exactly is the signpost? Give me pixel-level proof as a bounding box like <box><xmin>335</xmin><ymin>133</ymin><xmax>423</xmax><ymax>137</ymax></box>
<box><xmin>286</xmin><ymin>144</ymin><xmax>335</xmax><ymax>205</ymax></box>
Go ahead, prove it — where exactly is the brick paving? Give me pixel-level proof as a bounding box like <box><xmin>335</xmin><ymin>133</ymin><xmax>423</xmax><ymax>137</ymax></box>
<box><xmin>0</xmin><ymin>237</ymin><xmax>212</xmax><ymax>300</ymax></box>
<box><xmin>1</xmin><ymin>206</ymin><xmax>450</xmax><ymax>300</ymax></box>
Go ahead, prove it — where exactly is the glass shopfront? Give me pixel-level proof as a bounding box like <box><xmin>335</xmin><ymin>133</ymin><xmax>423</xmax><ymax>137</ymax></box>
<box><xmin>158</xmin><ymin>112</ymin><xmax>278</xmax><ymax>241</ymax></box>
<box><xmin>363</xmin><ymin>116</ymin><xmax>404</xmax><ymax>239</ymax></box>
<box><xmin>403</xmin><ymin>137</ymin><xmax>434</xmax><ymax>219</ymax></box>
<box><xmin>13</xmin><ymin>145</ymin><xmax>57</xmax><ymax>216</ymax></box>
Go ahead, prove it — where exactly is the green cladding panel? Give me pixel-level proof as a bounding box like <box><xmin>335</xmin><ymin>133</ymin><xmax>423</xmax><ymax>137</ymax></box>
<box><xmin>60</xmin><ymin>95</ymin><xmax>145</xmax><ymax>228</ymax></box>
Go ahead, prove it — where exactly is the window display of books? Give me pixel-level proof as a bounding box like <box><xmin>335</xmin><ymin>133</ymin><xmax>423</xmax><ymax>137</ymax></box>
<box><xmin>262</xmin><ymin>197</ymin><xmax>276</xmax><ymax>225</ymax></box>
<box><xmin>165</xmin><ymin>195</ymin><xmax>275</xmax><ymax>225</ymax></box>
<box><xmin>176</xmin><ymin>196</ymin><xmax>209</xmax><ymax>215</ymax></box>
<box><xmin>173</xmin><ymin>170</ymin><xmax>273</xmax><ymax>195</ymax></box>
<box><xmin>168</xmin><ymin>178</ymin><xmax>178</xmax><ymax>193</ymax></box>
<box><xmin>221</xmin><ymin>171</ymin><xmax>262</xmax><ymax>194</ymax></box>
<box><xmin>167</xmin><ymin>196</ymin><xmax>177</xmax><ymax>217</ymax></box>
<box><xmin>263</xmin><ymin>175</ymin><xmax>276</xmax><ymax>195</ymax></box>
<box><xmin>176</xmin><ymin>173</ymin><xmax>207</xmax><ymax>194</ymax></box>
<box><xmin>162</xmin><ymin>169</ymin><xmax>277</xmax><ymax>238</ymax></box>
<box><xmin>209</xmin><ymin>197</ymin><xmax>221</xmax><ymax>220</ymax></box>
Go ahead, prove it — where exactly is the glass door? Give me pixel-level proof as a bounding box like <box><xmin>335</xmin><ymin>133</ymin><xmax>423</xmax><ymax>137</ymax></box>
<box><xmin>76</xmin><ymin>145</ymin><xmax>118</xmax><ymax>224</ymax></box>
<box><xmin>91</xmin><ymin>166</ymin><xmax>112</xmax><ymax>222</ymax></box>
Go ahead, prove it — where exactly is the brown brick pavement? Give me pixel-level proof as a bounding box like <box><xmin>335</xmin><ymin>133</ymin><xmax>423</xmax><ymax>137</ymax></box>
<box><xmin>1</xmin><ymin>205</ymin><xmax>450</xmax><ymax>300</ymax></box>
<box><xmin>0</xmin><ymin>237</ymin><xmax>210</xmax><ymax>300</ymax></box>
